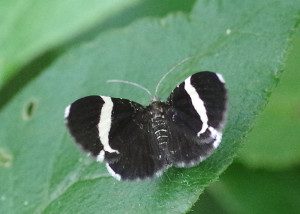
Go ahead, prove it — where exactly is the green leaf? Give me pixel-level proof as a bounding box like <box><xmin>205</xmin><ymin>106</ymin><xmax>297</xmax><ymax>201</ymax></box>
<box><xmin>195</xmin><ymin>163</ymin><xmax>300</xmax><ymax>214</ymax></box>
<box><xmin>238</xmin><ymin>29</ymin><xmax>300</xmax><ymax>169</ymax></box>
<box><xmin>0</xmin><ymin>0</ymin><xmax>299</xmax><ymax>213</ymax></box>
<box><xmin>0</xmin><ymin>0</ymin><xmax>139</xmax><ymax>89</ymax></box>
<box><xmin>0</xmin><ymin>0</ymin><xmax>195</xmax><ymax>111</ymax></box>
<box><xmin>188</xmin><ymin>189</ymin><xmax>228</xmax><ymax>214</ymax></box>
<box><xmin>81</xmin><ymin>0</ymin><xmax>196</xmax><ymax>35</ymax></box>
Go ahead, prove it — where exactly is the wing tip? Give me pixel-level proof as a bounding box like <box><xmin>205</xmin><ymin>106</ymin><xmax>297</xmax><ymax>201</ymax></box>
<box><xmin>64</xmin><ymin>105</ymin><xmax>71</xmax><ymax>119</ymax></box>
<box><xmin>215</xmin><ymin>73</ymin><xmax>225</xmax><ymax>83</ymax></box>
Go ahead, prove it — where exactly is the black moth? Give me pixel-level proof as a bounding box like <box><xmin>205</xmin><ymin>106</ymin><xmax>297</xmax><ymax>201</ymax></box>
<box><xmin>64</xmin><ymin>71</ymin><xmax>227</xmax><ymax>181</ymax></box>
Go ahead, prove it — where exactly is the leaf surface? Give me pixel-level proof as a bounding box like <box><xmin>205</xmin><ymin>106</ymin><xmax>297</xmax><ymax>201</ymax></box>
<box><xmin>0</xmin><ymin>0</ymin><xmax>138</xmax><ymax>89</ymax></box>
<box><xmin>238</xmin><ymin>30</ymin><xmax>300</xmax><ymax>169</ymax></box>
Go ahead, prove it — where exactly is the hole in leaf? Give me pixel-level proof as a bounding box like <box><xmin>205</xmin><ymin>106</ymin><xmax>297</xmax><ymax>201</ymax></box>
<box><xmin>22</xmin><ymin>98</ymin><xmax>38</xmax><ymax>120</ymax></box>
<box><xmin>0</xmin><ymin>148</ymin><xmax>13</xmax><ymax>168</ymax></box>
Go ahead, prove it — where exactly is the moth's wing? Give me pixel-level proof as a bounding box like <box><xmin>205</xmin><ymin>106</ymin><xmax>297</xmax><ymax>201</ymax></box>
<box><xmin>65</xmin><ymin>96</ymin><xmax>165</xmax><ymax>180</ymax></box>
<box><xmin>105</xmin><ymin>98</ymin><xmax>166</xmax><ymax>180</ymax></box>
<box><xmin>64</xmin><ymin>96</ymin><xmax>104</xmax><ymax>156</ymax></box>
<box><xmin>166</xmin><ymin>71</ymin><xmax>227</xmax><ymax>167</ymax></box>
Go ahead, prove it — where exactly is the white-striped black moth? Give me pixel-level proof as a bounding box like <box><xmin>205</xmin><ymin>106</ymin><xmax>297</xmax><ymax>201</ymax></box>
<box><xmin>64</xmin><ymin>71</ymin><xmax>227</xmax><ymax>181</ymax></box>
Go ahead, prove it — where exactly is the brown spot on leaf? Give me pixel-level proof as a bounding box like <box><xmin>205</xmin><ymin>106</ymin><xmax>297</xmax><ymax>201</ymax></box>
<box><xmin>0</xmin><ymin>148</ymin><xmax>13</xmax><ymax>168</ymax></box>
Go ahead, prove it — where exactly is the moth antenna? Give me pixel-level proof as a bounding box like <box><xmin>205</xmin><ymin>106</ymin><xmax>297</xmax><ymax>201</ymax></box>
<box><xmin>154</xmin><ymin>57</ymin><xmax>191</xmax><ymax>97</ymax></box>
<box><xmin>106</xmin><ymin>79</ymin><xmax>153</xmax><ymax>99</ymax></box>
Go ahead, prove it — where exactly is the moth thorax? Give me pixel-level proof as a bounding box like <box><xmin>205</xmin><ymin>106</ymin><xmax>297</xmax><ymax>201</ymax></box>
<box><xmin>148</xmin><ymin>102</ymin><xmax>166</xmax><ymax>129</ymax></box>
<box><xmin>149</xmin><ymin>101</ymin><xmax>167</xmax><ymax>118</ymax></box>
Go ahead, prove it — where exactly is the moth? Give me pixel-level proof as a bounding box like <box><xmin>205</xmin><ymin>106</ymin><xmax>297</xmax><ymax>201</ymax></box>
<box><xmin>64</xmin><ymin>71</ymin><xmax>227</xmax><ymax>181</ymax></box>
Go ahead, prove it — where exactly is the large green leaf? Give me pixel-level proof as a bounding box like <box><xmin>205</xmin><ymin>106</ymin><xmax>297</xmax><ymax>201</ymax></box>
<box><xmin>0</xmin><ymin>0</ymin><xmax>138</xmax><ymax>90</ymax></box>
<box><xmin>0</xmin><ymin>0</ymin><xmax>299</xmax><ymax>213</ymax></box>
<box><xmin>238</xmin><ymin>30</ymin><xmax>300</xmax><ymax>169</ymax></box>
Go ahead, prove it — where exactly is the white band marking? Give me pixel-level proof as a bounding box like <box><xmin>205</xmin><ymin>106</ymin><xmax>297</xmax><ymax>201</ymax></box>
<box><xmin>64</xmin><ymin>105</ymin><xmax>70</xmax><ymax>119</ymax></box>
<box><xmin>106</xmin><ymin>163</ymin><xmax>121</xmax><ymax>181</ymax></box>
<box><xmin>184</xmin><ymin>77</ymin><xmax>208</xmax><ymax>136</ymax></box>
<box><xmin>208</xmin><ymin>127</ymin><xmax>222</xmax><ymax>148</ymax></box>
<box><xmin>157</xmin><ymin>135</ymin><xmax>168</xmax><ymax>140</ymax></box>
<box><xmin>98</xmin><ymin>96</ymin><xmax>119</xmax><ymax>154</ymax></box>
<box><xmin>154</xmin><ymin>129</ymin><xmax>167</xmax><ymax>134</ymax></box>
<box><xmin>216</xmin><ymin>73</ymin><xmax>225</xmax><ymax>83</ymax></box>
<box><xmin>96</xmin><ymin>150</ymin><xmax>105</xmax><ymax>162</ymax></box>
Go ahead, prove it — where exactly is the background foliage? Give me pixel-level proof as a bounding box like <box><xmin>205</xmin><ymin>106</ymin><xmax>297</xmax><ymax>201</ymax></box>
<box><xmin>190</xmin><ymin>29</ymin><xmax>300</xmax><ymax>213</ymax></box>
<box><xmin>0</xmin><ymin>1</ymin><xmax>299</xmax><ymax>213</ymax></box>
